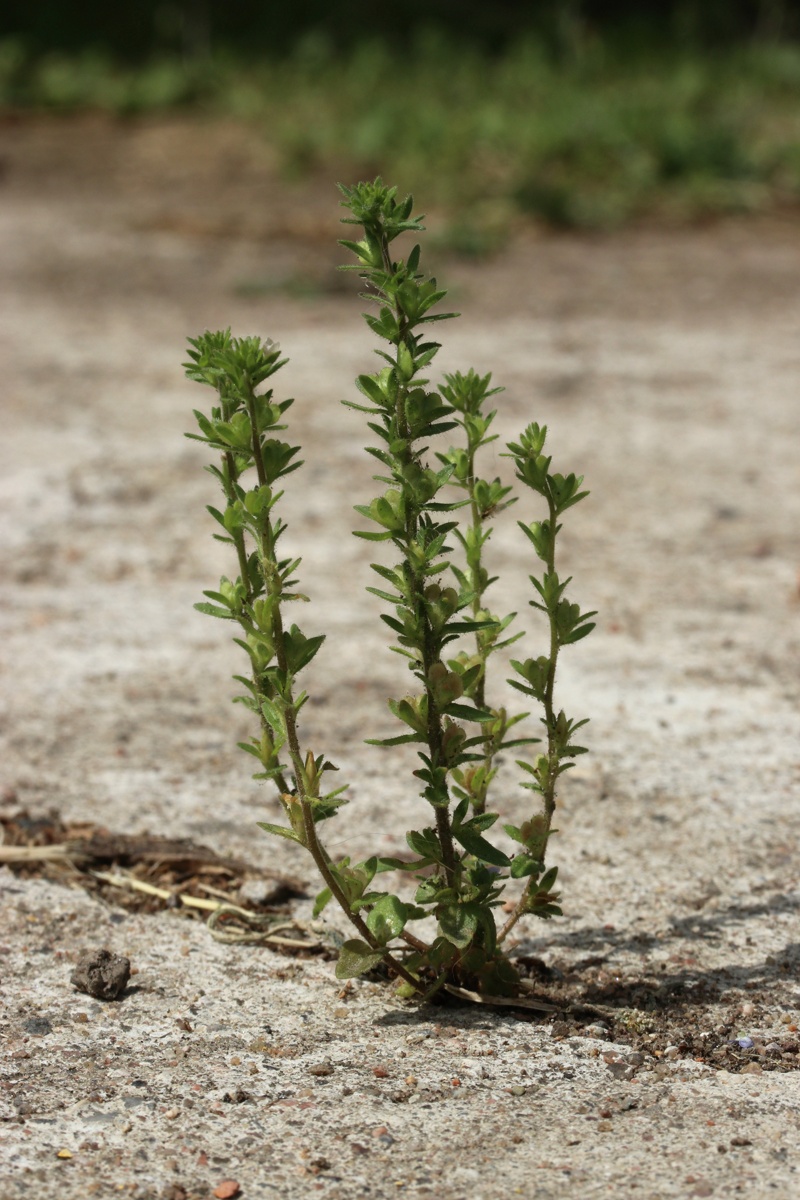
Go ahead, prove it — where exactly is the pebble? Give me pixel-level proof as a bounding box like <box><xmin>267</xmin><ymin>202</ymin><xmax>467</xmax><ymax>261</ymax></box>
<box><xmin>740</xmin><ymin>1061</ymin><xmax>762</xmax><ymax>1075</ymax></box>
<box><xmin>308</xmin><ymin>1062</ymin><xmax>334</xmax><ymax>1077</ymax></box>
<box><xmin>212</xmin><ymin>1183</ymin><xmax>241</xmax><ymax>1200</ymax></box>
<box><xmin>70</xmin><ymin>949</ymin><xmax>130</xmax><ymax>1001</ymax></box>
<box><xmin>584</xmin><ymin>1024</ymin><xmax>609</xmax><ymax>1040</ymax></box>
<box><xmin>735</xmin><ymin>1037</ymin><xmax>754</xmax><ymax>1050</ymax></box>
<box><xmin>663</xmin><ymin>1046</ymin><xmax>680</xmax><ymax>1060</ymax></box>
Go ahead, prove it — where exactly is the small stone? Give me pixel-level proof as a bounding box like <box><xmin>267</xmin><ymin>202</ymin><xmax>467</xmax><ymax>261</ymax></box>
<box><xmin>626</xmin><ymin>1052</ymin><xmax>644</xmax><ymax>1067</ymax></box>
<box><xmin>735</xmin><ymin>1037</ymin><xmax>754</xmax><ymax>1050</ymax></box>
<box><xmin>70</xmin><ymin>950</ymin><xmax>130</xmax><ymax>1001</ymax></box>
<box><xmin>164</xmin><ymin>1108</ymin><xmax>180</xmax><ymax>1120</ymax></box>
<box><xmin>597</xmin><ymin>1120</ymin><xmax>613</xmax><ymax>1132</ymax></box>
<box><xmin>24</xmin><ymin>1017</ymin><xmax>53</xmax><ymax>1036</ymax></box>
<box><xmin>308</xmin><ymin>1062</ymin><xmax>334</xmax><ymax>1077</ymax></box>
<box><xmin>663</xmin><ymin>1045</ymin><xmax>680</xmax><ymax>1060</ymax></box>
<box><xmin>740</xmin><ymin>1061</ymin><xmax>762</xmax><ymax>1075</ymax></box>
<box><xmin>212</xmin><ymin>1183</ymin><xmax>241</xmax><ymax>1200</ymax></box>
<box><xmin>584</xmin><ymin>1024</ymin><xmax>609</xmax><ymax>1040</ymax></box>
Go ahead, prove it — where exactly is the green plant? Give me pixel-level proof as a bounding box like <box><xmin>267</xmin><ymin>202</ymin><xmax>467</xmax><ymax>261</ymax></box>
<box><xmin>183</xmin><ymin>179</ymin><xmax>594</xmax><ymax>999</ymax></box>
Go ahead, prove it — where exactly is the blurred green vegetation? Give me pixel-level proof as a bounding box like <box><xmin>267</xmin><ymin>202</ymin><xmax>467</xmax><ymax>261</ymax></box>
<box><xmin>2</xmin><ymin>33</ymin><xmax>800</xmax><ymax>235</ymax></box>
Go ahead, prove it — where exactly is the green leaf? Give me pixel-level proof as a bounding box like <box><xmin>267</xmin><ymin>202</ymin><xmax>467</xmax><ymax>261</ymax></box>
<box><xmin>260</xmin><ymin>697</ymin><xmax>285</xmax><ymax>733</ymax></box>
<box><xmin>335</xmin><ymin>939</ymin><xmax>386</xmax><ymax>980</ymax></box>
<box><xmin>282</xmin><ymin>626</ymin><xmax>325</xmax><ymax>673</ymax></box>
<box><xmin>374</xmin><ymin>856</ymin><xmax>431</xmax><ymax>873</ymax></box>
<box><xmin>256</xmin><ymin>821</ymin><xmax>303</xmax><ymax>845</ymax></box>
<box><xmin>237</xmin><ymin>741</ymin><xmax>264</xmax><ymax>760</ymax></box>
<box><xmin>365</xmin><ymin>733</ymin><xmax>423</xmax><ymax>747</ymax></box>
<box><xmin>562</xmin><ymin>622</ymin><xmax>596</xmax><ymax>645</ymax></box>
<box><xmin>366</xmin><ymin>895</ymin><xmax>408</xmax><ymax>944</ymax></box>
<box><xmin>452</xmin><ymin>825</ymin><xmax>510</xmax><ymax>867</ymax></box>
<box><xmin>193</xmin><ymin>601</ymin><xmax>234</xmax><ymax>620</ymax></box>
<box><xmin>510</xmin><ymin>853</ymin><xmax>540</xmax><ymax>878</ymax></box>
<box><xmin>313</xmin><ymin>887</ymin><xmax>332</xmax><ymax>917</ymax></box>
<box><xmin>444</xmin><ymin>702</ymin><xmax>493</xmax><ymax>723</ymax></box>
<box><xmin>437</xmin><ymin>902</ymin><xmax>479</xmax><ymax>949</ymax></box>
<box><xmin>406</xmin><ymin>827</ymin><xmax>442</xmax><ymax>863</ymax></box>
<box><xmin>468</xmin><ymin>811</ymin><xmax>500</xmax><ymax>832</ymax></box>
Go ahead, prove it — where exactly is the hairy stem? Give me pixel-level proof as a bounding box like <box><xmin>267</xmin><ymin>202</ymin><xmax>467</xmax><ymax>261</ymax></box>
<box><xmin>498</xmin><ymin>487</ymin><xmax>560</xmax><ymax>946</ymax></box>
<box><xmin>466</xmin><ymin>447</ymin><xmax>494</xmax><ymax>813</ymax></box>
<box><xmin>245</xmin><ymin>371</ymin><xmax>423</xmax><ymax>994</ymax></box>
<box><xmin>379</xmin><ymin>218</ymin><xmax>458</xmax><ymax>886</ymax></box>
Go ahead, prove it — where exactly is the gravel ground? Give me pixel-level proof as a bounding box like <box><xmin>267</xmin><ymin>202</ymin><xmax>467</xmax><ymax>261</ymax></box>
<box><xmin>1</xmin><ymin>114</ymin><xmax>799</xmax><ymax>1199</ymax></box>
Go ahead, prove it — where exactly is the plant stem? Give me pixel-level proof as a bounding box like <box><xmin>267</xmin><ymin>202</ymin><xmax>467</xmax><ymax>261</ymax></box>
<box><xmin>245</xmin><ymin>372</ymin><xmax>423</xmax><ymax>995</ymax></box>
<box><xmin>221</xmin><ymin>449</ymin><xmax>252</xmax><ymax>595</ymax></box>
<box><xmin>379</xmin><ymin>223</ymin><xmax>458</xmax><ymax>887</ymax></box>
<box><xmin>497</xmin><ymin>487</ymin><xmax>560</xmax><ymax>946</ymax></box>
<box><xmin>541</xmin><ymin>490</ymin><xmax>560</xmax><ymax>827</ymax></box>
<box><xmin>465</xmin><ymin>445</ymin><xmax>495</xmax><ymax>814</ymax></box>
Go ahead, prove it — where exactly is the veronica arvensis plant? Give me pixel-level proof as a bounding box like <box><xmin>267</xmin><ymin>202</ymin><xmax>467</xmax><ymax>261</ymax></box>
<box><xmin>183</xmin><ymin>179</ymin><xmax>595</xmax><ymax>999</ymax></box>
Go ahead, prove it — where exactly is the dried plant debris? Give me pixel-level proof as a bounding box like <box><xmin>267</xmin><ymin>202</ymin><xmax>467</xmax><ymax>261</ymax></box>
<box><xmin>0</xmin><ymin>808</ymin><xmax>305</xmax><ymax>919</ymax></box>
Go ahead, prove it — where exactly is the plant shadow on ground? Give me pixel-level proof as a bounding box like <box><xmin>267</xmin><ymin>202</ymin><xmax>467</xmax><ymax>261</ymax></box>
<box><xmin>371</xmin><ymin>894</ymin><xmax>800</xmax><ymax>1075</ymax></box>
<box><xmin>4</xmin><ymin>809</ymin><xmax>798</xmax><ymax>1074</ymax></box>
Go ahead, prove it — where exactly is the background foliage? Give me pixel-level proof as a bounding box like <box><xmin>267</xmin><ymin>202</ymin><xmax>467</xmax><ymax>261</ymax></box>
<box><xmin>2</xmin><ymin>2</ymin><xmax>800</xmax><ymax>233</ymax></box>
<box><xmin>3</xmin><ymin>2</ymin><xmax>800</xmax><ymax>59</ymax></box>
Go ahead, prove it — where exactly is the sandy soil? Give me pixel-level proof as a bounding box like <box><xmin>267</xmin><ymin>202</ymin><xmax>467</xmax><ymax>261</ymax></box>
<box><xmin>1</xmin><ymin>113</ymin><xmax>799</xmax><ymax>1199</ymax></box>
